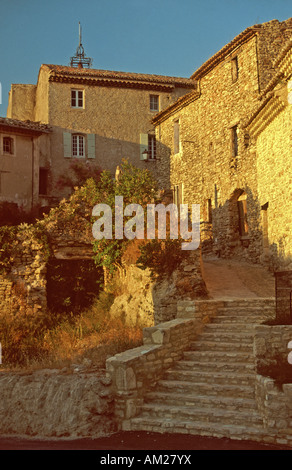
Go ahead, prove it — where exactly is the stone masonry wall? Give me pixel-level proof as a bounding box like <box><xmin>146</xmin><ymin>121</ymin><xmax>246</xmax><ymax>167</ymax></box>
<box><xmin>255</xmin><ymin>92</ymin><xmax>292</xmax><ymax>269</ymax></box>
<box><xmin>155</xmin><ymin>35</ymin><xmax>262</xmax><ymax>262</ymax></box>
<box><xmin>0</xmin><ymin>369</ymin><xmax>115</xmax><ymax>439</ymax></box>
<box><xmin>254</xmin><ymin>324</ymin><xmax>292</xmax><ymax>442</ymax></box>
<box><xmin>0</xmin><ymin>228</ymin><xmax>48</xmax><ymax>315</ymax></box>
<box><xmin>155</xmin><ymin>19</ymin><xmax>292</xmax><ymax>265</ymax></box>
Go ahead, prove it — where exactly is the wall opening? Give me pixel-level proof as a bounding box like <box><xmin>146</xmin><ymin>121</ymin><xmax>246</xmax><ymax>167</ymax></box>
<box><xmin>46</xmin><ymin>258</ymin><xmax>103</xmax><ymax>313</ymax></box>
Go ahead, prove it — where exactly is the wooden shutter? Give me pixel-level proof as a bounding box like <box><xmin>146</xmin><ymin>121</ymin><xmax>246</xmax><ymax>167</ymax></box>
<box><xmin>140</xmin><ymin>133</ymin><xmax>149</xmax><ymax>160</ymax></box>
<box><xmin>63</xmin><ymin>132</ymin><xmax>72</xmax><ymax>158</ymax></box>
<box><xmin>87</xmin><ymin>134</ymin><xmax>95</xmax><ymax>159</ymax></box>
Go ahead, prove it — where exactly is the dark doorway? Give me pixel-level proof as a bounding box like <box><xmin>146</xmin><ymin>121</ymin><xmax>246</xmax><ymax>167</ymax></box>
<box><xmin>46</xmin><ymin>258</ymin><xmax>103</xmax><ymax>313</ymax></box>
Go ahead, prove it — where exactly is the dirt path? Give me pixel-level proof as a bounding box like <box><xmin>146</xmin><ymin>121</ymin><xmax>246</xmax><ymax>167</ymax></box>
<box><xmin>202</xmin><ymin>256</ymin><xmax>275</xmax><ymax>299</ymax></box>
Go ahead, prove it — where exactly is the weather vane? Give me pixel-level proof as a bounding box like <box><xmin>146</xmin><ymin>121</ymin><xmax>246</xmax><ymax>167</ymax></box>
<box><xmin>70</xmin><ymin>22</ymin><xmax>93</xmax><ymax>68</ymax></box>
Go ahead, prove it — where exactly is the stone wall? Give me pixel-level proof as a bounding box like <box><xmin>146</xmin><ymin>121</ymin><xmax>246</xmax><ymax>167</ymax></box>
<box><xmin>254</xmin><ymin>324</ymin><xmax>292</xmax><ymax>442</ymax></box>
<box><xmin>154</xmin><ymin>19</ymin><xmax>292</xmax><ymax>265</ymax></box>
<box><xmin>252</xmin><ymin>85</ymin><xmax>292</xmax><ymax>270</ymax></box>
<box><xmin>0</xmin><ymin>369</ymin><xmax>115</xmax><ymax>439</ymax></box>
<box><xmin>0</xmin><ymin>227</ymin><xmax>48</xmax><ymax>315</ymax></box>
<box><xmin>254</xmin><ymin>324</ymin><xmax>292</xmax><ymax>371</ymax></box>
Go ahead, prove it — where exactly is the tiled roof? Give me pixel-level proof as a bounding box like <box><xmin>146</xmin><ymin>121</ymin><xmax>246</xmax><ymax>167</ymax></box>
<box><xmin>0</xmin><ymin>117</ymin><xmax>51</xmax><ymax>134</ymax></box>
<box><xmin>42</xmin><ymin>64</ymin><xmax>196</xmax><ymax>89</ymax></box>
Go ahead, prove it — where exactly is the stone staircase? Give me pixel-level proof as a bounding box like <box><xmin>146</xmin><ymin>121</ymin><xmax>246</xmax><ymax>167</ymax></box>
<box><xmin>128</xmin><ymin>298</ymin><xmax>276</xmax><ymax>442</ymax></box>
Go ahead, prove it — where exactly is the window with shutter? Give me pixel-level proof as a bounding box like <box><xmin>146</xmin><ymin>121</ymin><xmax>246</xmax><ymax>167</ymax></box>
<box><xmin>72</xmin><ymin>134</ymin><xmax>85</xmax><ymax>158</ymax></box>
<box><xmin>148</xmin><ymin>135</ymin><xmax>156</xmax><ymax>160</ymax></box>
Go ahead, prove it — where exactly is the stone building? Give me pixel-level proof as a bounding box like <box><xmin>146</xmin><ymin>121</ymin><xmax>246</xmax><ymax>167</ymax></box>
<box><xmin>246</xmin><ymin>38</ymin><xmax>292</xmax><ymax>269</ymax></box>
<box><xmin>0</xmin><ymin>117</ymin><xmax>51</xmax><ymax>212</ymax></box>
<box><xmin>152</xmin><ymin>19</ymin><xmax>292</xmax><ymax>268</ymax></box>
<box><xmin>6</xmin><ymin>61</ymin><xmax>195</xmax><ymax>203</ymax></box>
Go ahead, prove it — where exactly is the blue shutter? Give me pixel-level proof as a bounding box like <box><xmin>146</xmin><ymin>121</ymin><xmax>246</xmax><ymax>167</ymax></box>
<box><xmin>87</xmin><ymin>134</ymin><xmax>95</xmax><ymax>159</ymax></box>
<box><xmin>140</xmin><ymin>133</ymin><xmax>148</xmax><ymax>160</ymax></box>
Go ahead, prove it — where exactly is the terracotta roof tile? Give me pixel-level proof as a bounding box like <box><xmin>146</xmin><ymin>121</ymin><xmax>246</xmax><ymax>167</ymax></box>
<box><xmin>42</xmin><ymin>64</ymin><xmax>195</xmax><ymax>88</ymax></box>
<box><xmin>0</xmin><ymin>117</ymin><xmax>51</xmax><ymax>133</ymax></box>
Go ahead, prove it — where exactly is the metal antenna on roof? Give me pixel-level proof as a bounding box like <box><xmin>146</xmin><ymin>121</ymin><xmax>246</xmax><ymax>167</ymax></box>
<box><xmin>70</xmin><ymin>22</ymin><xmax>92</xmax><ymax>69</ymax></box>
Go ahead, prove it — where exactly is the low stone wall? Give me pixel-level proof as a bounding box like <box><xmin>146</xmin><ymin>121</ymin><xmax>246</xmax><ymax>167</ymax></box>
<box><xmin>254</xmin><ymin>324</ymin><xmax>292</xmax><ymax>369</ymax></box>
<box><xmin>254</xmin><ymin>324</ymin><xmax>292</xmax><ymax>445</ymax></box>
<box><xmin>0</xmin><ymin>227</ymin><xmax>48</xmax><ymax>314</ymax></box>
<box><xmin>255</xmin><ymin>374</ymin><xmax>292</xmax><ymax>444</ymax></box>
<box><xmin>106</xmin><ymin>299</ymin><xmax>218</xmax><ymax>428</ymax></box>
<box><xmin>0</xmin><ymin>369</ymin><xmax>116</xmax><ymax>439</ymax></box>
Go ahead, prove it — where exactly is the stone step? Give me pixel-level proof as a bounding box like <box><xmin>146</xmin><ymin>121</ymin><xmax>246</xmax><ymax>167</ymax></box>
<box><xmin>144</xmin><ymin>391</ymin><xmax>259</xmax><ymax>412</ymax></box>
<box><xmin>138</xmin><ymin>403</ymin><xmax>263</xmax><ymax>426</ymax></box>
<box><xmin>190</xmin><ymin>339</ymin><xmax>253</xmax><ymax>352</ymax></box>
<box><xmin>183</xmin><ymin>350</ymin><xmax>255</xmax><ymax>364</ymax></box>
<box><xmin>176</xmin><ymin>359</ymin><xmax>255</xmax><ymax>374</ymax></box>
<box><xmin>153</xmin><ymin>379</ymin><xmax>255</xmax><ymax>399</ymax></box>
<box><xmin>210</xmin><ymin>315</ymin><xmax>267</xmax><ymax>324</ymax></box>
<box><xmin>128</xmin><ymin>416</ymin><xmax>266</xmax><ymax>442</ymax></box>
<box><xmin>164</xmin><ymin>369</ymin><xmax>256</xmax><ymax>386</ymax></box>
<box><xmin>215</xmin><ymin>299</ymin><xmax>275</xmax><ymax>308</ymax></box>
<box><xmin>198</xmin><ymin>331</ymin><xmax>254</xmax><ymax>343</ymax></box>
<box><xmin>204</xmin><ymin>323</ymin><xmax>257</xmax><ymax>331</ymax></box>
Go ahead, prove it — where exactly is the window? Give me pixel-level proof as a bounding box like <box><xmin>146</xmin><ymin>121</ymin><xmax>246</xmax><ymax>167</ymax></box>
<box><xmin>150</xmin><ymin>95</ymin><xmax>159</xmax><ymax>112</ymax></box>
<box><xmin>3</xmin><ymin>137</ymin><xmax>14</xmax><ymax>154</ymax></box>
<box><xmin>173</xmin><ymin>183</ymin><xmax>183</xmax><ymax>206</ymax></box>
<box><xmin>173</xmin><ymin>119</ymin><xmax>180</xmax><ymax>154</ymax></box>
<box><xmin>71</xmin><ymin>89</ymin><xmax>84</xmax><ymax>108</ymax></box>
<box><xmin>39</xmin><ymin>168</ymin><xmax>49</xmax><ymax>195</ymax></box>
<box><xmin>72</xmin><ymin>134</ymin><xmax>85</xmax><ymax>158</ymax></box>
<box><xmin>206</xmin><ymin>199</ymin><xmax>212</xmax><ymax>223</ymax></box>
<box><xmin>231</xmin><ymin>125</ymin><xmax>239</xmax><ymax>157</ymax></box>
<box><xmin>237</xmin><ymin>192</ymin><xmax>248</xmax><ymax>237</ymax></box>
<box><xmin>148</xmin><ymin>135</ymin><xmax>156</xmax><ymax>160</ymax></box>
<box><xmin>231</xmin><ymin>56</ymin><xmax>239</xmax><ymax>82</ymax></box>
<box><xmin>63</xmin><ymin>132</ymin><xmax>95</xmax><ymax>159</ymax></box>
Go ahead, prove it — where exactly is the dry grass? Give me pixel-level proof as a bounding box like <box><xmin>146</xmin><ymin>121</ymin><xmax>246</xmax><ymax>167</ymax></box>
<box><xmin>0</xmin><ymin>288</ymin><xmax>144</xmax><ymax>371</ymax></box>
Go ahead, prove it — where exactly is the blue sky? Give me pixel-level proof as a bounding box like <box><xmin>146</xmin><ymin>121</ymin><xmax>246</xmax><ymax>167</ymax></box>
<box><xmin>0</xmin><ymin>0</ymin><xmax>291</xmax><ymax>115</ymax></box>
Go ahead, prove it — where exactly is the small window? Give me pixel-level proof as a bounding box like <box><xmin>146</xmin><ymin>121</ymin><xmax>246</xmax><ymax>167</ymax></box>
<box><xmin>150</xmin><ymin>95</ymin><xmax>159</xmax><ymax>112</ymax></box>
<box><xmin>231</xmin><ymin>56</ymin><xmax>239</xmax><ymax>82</ymax></box>
<box><xmin>72</xmin><ymin>134</ymin><xmax>85</xmax><ymax>158</ymax></box>
<box><xmin>39</xmin><ymin>168</ymin><xmax>49</xmax><ymax>195</ymax></box>
<box><xmin>231</xmin><ymin>125</ymin><xmax>239</xmax><ymax>157</ymax></box>
<box><xmin>237</xmin><ymin>192</ymin><xmax>248</xmax><ymax>236</ymax></box>
<box><xmin>3</xmin><ymin>137</ymin><xmax>14</xmax><ymax>154</ymax></box>
<box><xmin>173</xmin><ymin>183</ymin><xmax>183</xmax><ymax>206</ymax></box>
<box><xmin>71</xmin><ymin>89</ymin><xmax>84</xmax><ymax>108</ymax></box>
<box><xmin>173</xmin><ymin>119</ymin><xmax>180</xmax><ymax>154</ymax></box>
<box><xmin>206</xmin><ymin>199</ymin><xmax>212</xmax><ymax>223</ymax></box>
<box><xmin>148</xmin><ymin>135</ymin><xmax>156</xmax><ymax>160</ymax></box>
